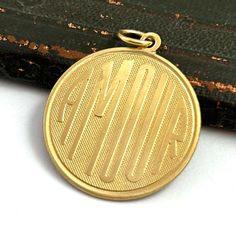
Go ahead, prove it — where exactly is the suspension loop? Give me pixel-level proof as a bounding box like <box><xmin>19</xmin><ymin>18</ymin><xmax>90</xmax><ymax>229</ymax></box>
<box><xmin>117</xmin><ymin>29</ymin><xmax>161</xmax><ymax>52</ymax></box>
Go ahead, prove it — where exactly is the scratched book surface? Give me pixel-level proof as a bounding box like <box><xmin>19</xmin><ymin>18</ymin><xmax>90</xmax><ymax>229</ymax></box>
<box><xmin>0</xmin><ymin>0</ymin><xmax>235</xmax><ymax>130</ymax></box>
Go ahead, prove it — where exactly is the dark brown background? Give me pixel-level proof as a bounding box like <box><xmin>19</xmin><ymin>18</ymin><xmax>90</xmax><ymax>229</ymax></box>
<box><xmin>0</xmin><ymin>0</ymin><xmax>235</xmax><ymax>130</ymax></box>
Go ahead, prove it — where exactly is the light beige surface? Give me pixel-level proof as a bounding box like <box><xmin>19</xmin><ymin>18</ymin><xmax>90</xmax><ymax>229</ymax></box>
<box><xmin>0</xmin><ymin>79</ymin><xmax>235</xmax><ymax>236</ymax></box>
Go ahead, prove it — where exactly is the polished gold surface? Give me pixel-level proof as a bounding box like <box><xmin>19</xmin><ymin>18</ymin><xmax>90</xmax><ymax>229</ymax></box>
<box><xmin>44</xmin><ymin>38</ymin><xmax>201</xmax><ymax>200</ymax></box>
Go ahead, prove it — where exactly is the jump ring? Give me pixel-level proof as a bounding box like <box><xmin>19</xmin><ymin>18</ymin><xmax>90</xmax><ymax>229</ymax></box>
<box><xmin>140</xmin><ymin>32</ymin><xmax>161</xmax><ymax>52</ymax></box>
<box><xmin>117</xmin><ymin>29</ymin><xmax>153</xmax><ymax>48</ymax></box>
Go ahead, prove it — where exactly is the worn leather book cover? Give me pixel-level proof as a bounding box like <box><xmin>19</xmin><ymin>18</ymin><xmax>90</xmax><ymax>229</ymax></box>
<box><xmin>0</xmin><ymin>0</ymin><xmax>235</xmax><ymax>130</ymax></box>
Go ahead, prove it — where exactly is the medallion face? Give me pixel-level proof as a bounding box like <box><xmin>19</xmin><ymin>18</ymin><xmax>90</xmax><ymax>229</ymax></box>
<box><xmin>44</xmin><ymin>48</ymin><xmax>201</xmax><ymax>200</ymax></box>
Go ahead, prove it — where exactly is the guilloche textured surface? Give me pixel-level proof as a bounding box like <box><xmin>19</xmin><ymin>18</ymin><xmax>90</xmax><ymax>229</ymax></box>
<box><xmin>44</xmin><ymin>49</ymin><xmax>200</xmax><ymax>199</ymax></box>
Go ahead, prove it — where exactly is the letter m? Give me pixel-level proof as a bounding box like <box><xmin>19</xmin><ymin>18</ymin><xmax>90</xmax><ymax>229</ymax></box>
<box><xmin>95</xmin><ymin>60</ymin><xmax>134</xmax><ymax>117</ymax></box>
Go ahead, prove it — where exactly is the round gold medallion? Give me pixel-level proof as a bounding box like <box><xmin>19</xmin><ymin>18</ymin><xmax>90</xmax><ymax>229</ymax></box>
<box><xmin>44</xmin><ymin>45</ymin><xmax>201</xmax><ymax>200</ymax></box>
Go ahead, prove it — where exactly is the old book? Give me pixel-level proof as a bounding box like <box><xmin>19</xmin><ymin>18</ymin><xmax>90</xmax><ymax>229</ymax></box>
<box><xmin>0</xmin><ymin>0</ymin><xmax>235</xmax><ymax>130</ymax></box>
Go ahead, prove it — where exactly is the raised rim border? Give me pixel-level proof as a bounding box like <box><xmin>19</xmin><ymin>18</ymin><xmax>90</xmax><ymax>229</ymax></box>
<box><xmin>43</xmin><ymin>47</ymin><xmax>201</xmax><ymax>200</ymax></box>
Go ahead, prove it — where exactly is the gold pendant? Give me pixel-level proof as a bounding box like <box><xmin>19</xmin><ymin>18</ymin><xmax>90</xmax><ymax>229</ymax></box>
<box><xmin>43</xmin><ymin>29</ymin><xmax>201</xmax><ymax>200</ymax></box>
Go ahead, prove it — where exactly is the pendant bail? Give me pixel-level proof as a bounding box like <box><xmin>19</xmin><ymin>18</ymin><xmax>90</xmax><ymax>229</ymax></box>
<box><xmin>117</xmin><ymin>29</ymin><xmax>161</xmax><ymax>52</ymax></box>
